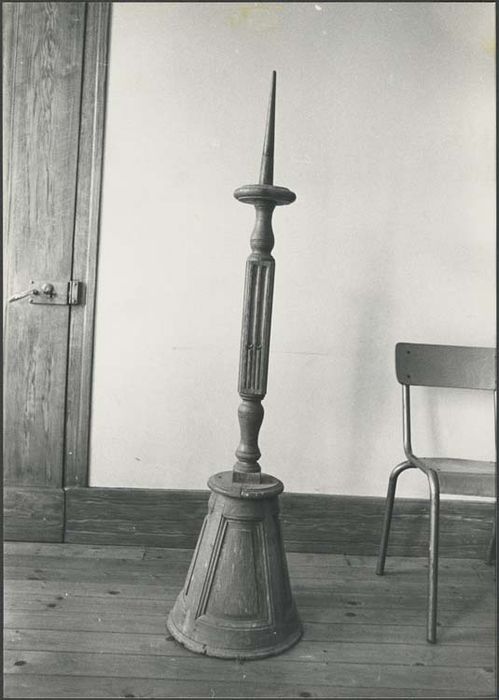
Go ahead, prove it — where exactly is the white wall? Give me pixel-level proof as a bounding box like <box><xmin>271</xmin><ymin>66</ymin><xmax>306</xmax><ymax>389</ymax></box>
<box><xmin>89</xmin><ymin>2</ymin><xmax>495</xmax><ymax>498</ymax></box>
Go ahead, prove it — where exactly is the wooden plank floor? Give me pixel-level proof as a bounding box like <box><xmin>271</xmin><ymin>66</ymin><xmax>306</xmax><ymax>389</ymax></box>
<box><xmin>3</xmin><ymin>542</ymin><xmax>497</xmax><ymax>698</ymax></box>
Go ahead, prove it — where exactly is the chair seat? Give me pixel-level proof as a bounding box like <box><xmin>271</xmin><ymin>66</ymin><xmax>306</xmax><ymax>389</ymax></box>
<box><xmin>412</xmin><ymin>457</ymin><xmax>496</xmax><ymax>497</ymax></box>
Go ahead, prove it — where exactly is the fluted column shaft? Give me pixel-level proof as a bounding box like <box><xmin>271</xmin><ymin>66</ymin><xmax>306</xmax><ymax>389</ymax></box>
<box><xmin>234</xmin><ymin>202</ymin><xmax>276</xmax><ymax>480</ymax></box>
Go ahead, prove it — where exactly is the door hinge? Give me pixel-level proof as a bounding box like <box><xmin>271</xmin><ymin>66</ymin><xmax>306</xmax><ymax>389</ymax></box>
<box><xmin>8</xmin><ymin>280</ymin><xmax>84</xmax><ymax>306</ymax></box>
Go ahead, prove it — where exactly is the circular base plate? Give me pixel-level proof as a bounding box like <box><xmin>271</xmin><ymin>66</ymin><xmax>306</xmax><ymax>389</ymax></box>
<box><xmin>167</xmin><ymin>613</ymin><xmax>303</xmax><ymax>660</ymax></box>
<box><xmin>208</xmin><ymin>470</ymin><xmax>284</xmax><ymax>499</ymax></box>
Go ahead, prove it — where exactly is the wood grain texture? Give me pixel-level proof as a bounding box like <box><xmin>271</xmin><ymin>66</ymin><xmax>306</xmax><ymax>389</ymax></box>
<box><xmin>3</xmin><ymin>487</ymin><xmax>64</xmax><ymax>542</ymax></box>
<box><xmin>4</xmin><ymin>580</ymin><xmax>492</xmax><ymax>615</ymax></box>
<box><xmin>3</xmin><ymin>542</ymin><xmax>495</xmax><ymax>698</ymax></box>
<box><xmin>412</xmin><ymin>458</ymin><xmax>495</xmax><ymax>497</ymax></box>
<box><xmin>5</xmin><ymin>676</ymin><xmax>495</xmax><ymax>699</ymax></box>
<box><xmin>5</xmin><ymin>629</ymin><xmax>494</xmax><ymax>668</ymax></box>
<box><xmin>2</xmin><ymin>3</ymin><xmax>17</xmax><ymax>276</ymax></box>
<box><xmin>232</xmin><ymin>72</ymin><xmax>296</xmax><ymax>482</ymax></box>
<box><xmin>5</xmin><ymin>552</ymin><xmax>490</xmax><ymax>585</ymax></box>
<box><xmin>3</xmin><ymin>2</ymin><xmax>85</xmax><ymax>486</ymax></box>
<box><xmin>3</xmin><ymin>541</ymin><xmax>493</xmax><ymax>568</ymax></box>
<box><xmin>167</xmin><ymin>487</ymin><xmax>302</xmax><ymax>659</ymax></box>
<box><xmin>396</xmin><ymin>343</ymin><xmax>496</xmax><ymax>390</ymax></box>
<box><xmin>6</xmin><ymin>604</ymin><xmax>494</xmax><ymax>631</ymax></box>
<box><xmin>64</xmin><ymin>487</ymin><xmax>209</xmax><ymax>548</ymax></box>
<box><xmin>3</xmin><ymin>636</ymin><xmax>494</xmax><ymax>692</ymax></box>
<box><xmin>4</xmin><ymin>541</ymin><xmax>148</xmax><ymax>559</ymax></box>
<box><xmin>63</xmin><ymin>487</ymin><xmax>495</xmax><ymax>558</ymax></box>
<box><xmin>238</xmin><ymin>258</ymin><xmax>275</xmax><ymax>397</ymax></box>
<box><xmin>64</xmin><ymin>2</ymin><xmax>111</xmax><ymax>487</ymax></box>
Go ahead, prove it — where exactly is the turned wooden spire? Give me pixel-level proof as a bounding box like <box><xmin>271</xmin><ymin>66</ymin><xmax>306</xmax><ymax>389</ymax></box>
<box><xmin>259</xmin><ymin>71</ymin><xmax>276</xmax><ymax>186</ymax></box>
<box><xmin>232</xmin><ymin>72</ymin><xmax>296</xmax><ymax>483</ymax></box>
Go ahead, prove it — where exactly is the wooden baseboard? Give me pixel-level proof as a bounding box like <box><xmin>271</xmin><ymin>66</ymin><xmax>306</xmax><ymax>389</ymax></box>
<box><xmin>64</xmin><ymin>487</ymin><xmax>207</xmax><ymax>549</ymax></box>
<box><xmin>64</xmin><ymin>486</ymin><xmax>496</xmax><ymax>558</ymax></box>
<box><xmin>4</xmin><ymin>485</ymin><xmax>493</xmax><ymax>558</ymax></box>
<box><xmin>4</xmin><ymin>487</ymin><xmax>65</xmax><ymax>542</ymax></box>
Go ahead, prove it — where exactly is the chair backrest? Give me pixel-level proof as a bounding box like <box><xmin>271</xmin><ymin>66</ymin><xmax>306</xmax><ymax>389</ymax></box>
<box><xmin>396</xmin><ymin>343</ymin><xmax>496</xmax><ymax>390</ymax></box>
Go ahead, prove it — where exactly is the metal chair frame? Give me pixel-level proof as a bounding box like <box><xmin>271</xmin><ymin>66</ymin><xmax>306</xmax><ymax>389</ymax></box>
<box><xmin>376</xmin><ymin>343</ymin><xmax>496</xmax><ymax>643</ymax></box>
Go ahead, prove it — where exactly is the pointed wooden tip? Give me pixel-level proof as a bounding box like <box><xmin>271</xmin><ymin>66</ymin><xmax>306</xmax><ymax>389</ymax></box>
<box><xmin>259</xmin><ymin>71</ymin><xmax>276</xmax><ymax>186</ymax></box>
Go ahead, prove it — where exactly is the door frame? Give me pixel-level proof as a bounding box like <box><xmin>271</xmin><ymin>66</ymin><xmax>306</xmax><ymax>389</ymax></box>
<box><xmin>64</xmin><ymin>1</ymin><xmax>111</xmax><ymax>488</ymax></box>
<box><xmin>3</xmin><ymin>2</ymin><xmax>111</xmax><ymax>541</ymax></box>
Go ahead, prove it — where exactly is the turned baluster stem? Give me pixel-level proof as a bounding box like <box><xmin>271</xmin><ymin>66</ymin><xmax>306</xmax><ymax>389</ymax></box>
<box><xmin>232</xmin><ymin>71</ymin><xmax>295</xmax><ymax>483</ymax></box>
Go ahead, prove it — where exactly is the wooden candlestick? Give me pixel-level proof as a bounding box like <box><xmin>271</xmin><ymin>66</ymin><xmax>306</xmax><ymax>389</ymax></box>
<box><xmin>167</xmin><ymin>72</ymin><xmax>302</xmax><ymax>659</ymax></box>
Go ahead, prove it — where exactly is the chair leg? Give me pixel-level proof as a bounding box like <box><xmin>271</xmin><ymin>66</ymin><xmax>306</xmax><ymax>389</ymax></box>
<box><xmin>486</xmin><ymin>518</ymin><xmax>496</xmax><ymax>565</ymax></box>
<box><xmin>426</xmin><ymin>470</ymin><xmax>440</xmax><ymax>644</ymax></box>
<box><xmin>376</xmin><ymin>462</ymin><xmax>414</xmax><ymax>576</ymax></box>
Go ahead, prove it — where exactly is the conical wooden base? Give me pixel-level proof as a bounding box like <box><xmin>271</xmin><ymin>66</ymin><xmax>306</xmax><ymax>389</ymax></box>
<box><xmin>167</xmin><ymin>471</ymin><xmax>302</xmax><ymax>659</ymax></box>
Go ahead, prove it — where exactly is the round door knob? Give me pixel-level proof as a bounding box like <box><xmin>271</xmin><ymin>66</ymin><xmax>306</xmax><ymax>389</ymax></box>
<box><xmin>41</xmin><ymin>283</ymin><xmax>55</xmax><ymax>296</ymax></box>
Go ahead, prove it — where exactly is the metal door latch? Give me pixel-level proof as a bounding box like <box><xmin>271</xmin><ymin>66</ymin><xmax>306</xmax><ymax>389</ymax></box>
<box><xmin>8</xmin><ymin>280</ymin><xmax>83</xmax><ymax>305</ymax></box>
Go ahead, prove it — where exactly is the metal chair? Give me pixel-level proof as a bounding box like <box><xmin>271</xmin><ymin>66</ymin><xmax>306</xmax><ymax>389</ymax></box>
<box><xmin>376</xmin><ymin>342</ymin><xmax>496</xmax><ymax>643</ymax></box>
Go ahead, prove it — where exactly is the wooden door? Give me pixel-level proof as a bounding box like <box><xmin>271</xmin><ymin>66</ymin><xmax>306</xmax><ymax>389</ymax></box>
<box><xmin>3</xmin><ymin>2</ymin><xmax>110</xmax><ymax>540</ymax></box>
